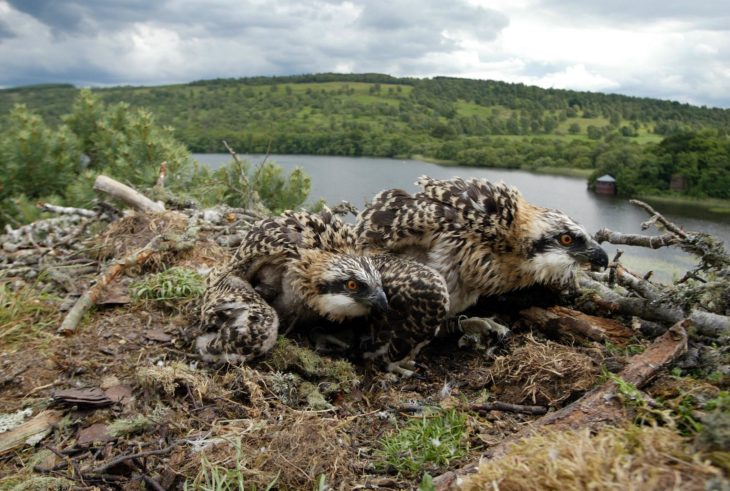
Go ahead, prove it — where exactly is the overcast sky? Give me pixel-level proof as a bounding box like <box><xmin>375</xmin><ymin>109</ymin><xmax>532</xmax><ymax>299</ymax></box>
<box><xmin>1</xmin><ymin>0</ymin><xmax>729</xmax><ymax>108</ymax></box>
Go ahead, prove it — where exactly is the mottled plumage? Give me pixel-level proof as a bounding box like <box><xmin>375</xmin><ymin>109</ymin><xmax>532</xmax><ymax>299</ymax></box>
<box><xmin>198</xmin><ymin>208</ymin><xmax>451</xmax><ymax>372</ymax></box>
<box><xmin>356</xmin><ymin>176</ymin><xmax>609</xmax><ymax>314</ymax></box>
<box><xmin>196</xmin><ymin>274</ymin><xmax>279</xmax><ymax>363</ymax></box>
<box><xmin>228</xmin><ymin>208</ymin><xmax>387</xmax><ymax>327</ymax></box>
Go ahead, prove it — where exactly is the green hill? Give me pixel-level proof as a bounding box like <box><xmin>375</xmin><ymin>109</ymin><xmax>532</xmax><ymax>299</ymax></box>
<box><xmin>2</xmin><ymin>73</ymin><xmax>729</xmax><ymax>199</ymax></box>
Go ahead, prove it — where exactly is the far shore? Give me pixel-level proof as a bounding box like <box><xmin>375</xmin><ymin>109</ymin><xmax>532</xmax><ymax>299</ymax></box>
<box><xmin>198</xmin><ymin>152</ymin><xmax>730</xmax><ymax>214</ymax></box>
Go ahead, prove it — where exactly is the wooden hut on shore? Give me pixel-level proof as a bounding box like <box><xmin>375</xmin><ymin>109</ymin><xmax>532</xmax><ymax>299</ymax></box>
<box><xmin>594</xmin><ymin>175</ymin><xmax>617</xmax><ymax>195</ymax></box>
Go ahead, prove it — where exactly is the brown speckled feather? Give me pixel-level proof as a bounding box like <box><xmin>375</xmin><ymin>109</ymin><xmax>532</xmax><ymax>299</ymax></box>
<box><xmin>356</xmin><ymin>176</ymin><xmax>607</xmax><ymax>314</ymax></box>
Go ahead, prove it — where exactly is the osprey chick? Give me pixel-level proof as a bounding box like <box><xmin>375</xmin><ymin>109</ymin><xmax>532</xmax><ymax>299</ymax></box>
<box><xmin>199</xmin><ymin>208</ymin><xmax>450</xmax><ymax>374</ymax></box>
<box><xmin>226</xmin><ymin>208</ymin><xmax>388</xmax><ymax>328</ymax></box>
<box><xmin>356</xmin><ymin>176</ymin><xmax>608</xmax><ymax>314</ymax></box>
<box><xmin>196</xmin><ymin>274</ymin><xmax>279</xmax><ymax>363</ymax></box>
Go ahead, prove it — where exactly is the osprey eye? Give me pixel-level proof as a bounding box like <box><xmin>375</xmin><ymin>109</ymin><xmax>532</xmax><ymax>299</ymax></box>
<box><xmin>559</xmin><ymin>234</ymin><xmax>574</xmax><ymax>246</ymax></box>
<box><xmin>346</xmin><ymin>280</ymin><xmax>358</xmax><ymax>291</ymax></box>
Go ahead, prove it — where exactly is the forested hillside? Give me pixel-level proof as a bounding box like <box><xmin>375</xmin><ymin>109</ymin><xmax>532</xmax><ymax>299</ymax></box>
<box><xmin>2</xmin><ymin>73</ymin><xmax>729</xmax><ymax>199</ymax></box>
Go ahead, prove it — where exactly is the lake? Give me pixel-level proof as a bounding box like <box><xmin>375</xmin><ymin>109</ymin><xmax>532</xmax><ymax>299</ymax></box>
<box><xmin>194</xmin><ymin>153</ymin><xmax>730</xmax><ymax>283</ymax></box>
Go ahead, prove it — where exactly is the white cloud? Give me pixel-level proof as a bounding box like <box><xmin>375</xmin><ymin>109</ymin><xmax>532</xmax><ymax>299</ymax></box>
<box><xmin>0</xmin><ymin>0</ymin><xmax>728</xmax><ymax>107</ymax></box>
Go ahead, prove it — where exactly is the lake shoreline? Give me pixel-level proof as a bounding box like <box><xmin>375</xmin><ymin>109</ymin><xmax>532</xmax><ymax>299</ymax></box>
<box><xmin>408</xmin><ymin>154</ymin><xmax>730</xmax><ymax>212</ymax></box>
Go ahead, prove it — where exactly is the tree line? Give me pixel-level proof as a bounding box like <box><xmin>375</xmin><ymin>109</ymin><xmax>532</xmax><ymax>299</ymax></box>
<box><xmin>1</xmin><ymin>73</ymin><xmax>729</xmax><ymax>201</ymax></box>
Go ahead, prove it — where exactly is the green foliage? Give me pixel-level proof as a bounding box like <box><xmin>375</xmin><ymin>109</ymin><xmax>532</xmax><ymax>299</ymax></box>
<box><xmin>418</xmin><ymin>473</ymin><xmax>436</xmax><ymax>491</ymax></box>
<box><xmin>590</xmin><ymin>130</ymin><xmax>730</xmax><ymax>199</ymax></box>
<box><xmin>2</xmin><ymin>74</ymin><xmax>729</xmax><ymax>207</ymax></box>
<box><xmin>62</xmin><ymin>89</ymin><xmax>194</xmax><ymax>195</ymax></box>
<box><xmin>130</xmin><ymin>267</ymin><xmax>204</xmax><ymax>303</ymax></box>
<box><xmin>0</xmin><ymin>89</ymin><xmax>316</xmax><ymax>226</ymax></box>
<box><xmin>214</xmin><ymin>158</ymin><xmax>311</xmax><ymax>213</ymax></box>
<box><xmin>0</xmin><ymin>105</ymin><xmax>81</xmax><ymax>223</ymax></box>
<box><xmin>375</xmin><ymin>409</ymin><xmax>469</xmax><ymax>477</ymax></box>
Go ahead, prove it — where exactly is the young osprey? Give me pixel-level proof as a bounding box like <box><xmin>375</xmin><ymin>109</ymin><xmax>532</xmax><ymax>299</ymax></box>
<box><xmin>196</xmin><ymin>273</ymin><xmax>279</xmax><ymax>363</ymax></box>
<box><xmin>197</xmin><ymin>208</ymin><xmax>449</xmax><ymax>373</ymax></box>
<box><xmin>355</xmin><ymin>176</ymin><xmax>609</xmax><ymax>314</ymax></box>
<box><xmin>229</xmin><ymin>208</ymin><xmax>388</xmax><ymax>327</ymax></box>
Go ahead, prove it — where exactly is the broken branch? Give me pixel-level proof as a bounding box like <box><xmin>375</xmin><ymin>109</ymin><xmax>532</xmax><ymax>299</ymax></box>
<box><xmin>57</xmin><ymin>236</ymin><xmax>163</xmax><ymax>335</ymax></box>
<box><xmin>93</xmin><ymin>175</ymin><xmax>165</xmax><ymax>213</ymax></box>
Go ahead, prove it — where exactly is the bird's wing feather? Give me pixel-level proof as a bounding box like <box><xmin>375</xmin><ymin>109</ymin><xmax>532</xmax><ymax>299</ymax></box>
<box><xmin>355</xmin><ymin>188</ymin><xmax>460</xmax><ymax>252</ymax></box>
<box><xmin>415</xmin><ymin>175</ymin><xmax>520</xmax><ymax>231</ymax></box>
<box><xmin>231</xmin><ymin>207</ymin><xmax>357</xmax><ymax>280</ymax></box>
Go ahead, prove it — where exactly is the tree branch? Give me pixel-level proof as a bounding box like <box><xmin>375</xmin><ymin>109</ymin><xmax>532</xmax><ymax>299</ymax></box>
<box><xmin>93</xmin><ymin>175</ymin><xmax>165</xmax><ymax>213</ymax></box>
<box><xmin>57</xmin><ymin>236</ymin><xmax>162</xmax><ymax>335</ymax></box>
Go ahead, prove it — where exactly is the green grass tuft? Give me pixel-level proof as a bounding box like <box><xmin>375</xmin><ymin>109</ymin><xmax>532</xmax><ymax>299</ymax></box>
<box><xmin>130</xmin><ymin>267</ymin><xmax>204</xmax><ymax>303</ymax></box>
<box><xmin>375</xmin><ymin>409</ymin><xmax>469</xmax><ymax>477</ymax></box>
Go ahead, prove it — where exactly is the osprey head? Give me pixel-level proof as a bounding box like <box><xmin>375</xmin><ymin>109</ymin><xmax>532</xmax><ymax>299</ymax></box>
<box><xmin>520</xmin><ymin>206</ymin><xmax>608</xmax><ymax>286</ymax></box>
<box><xmin>297</xmin><ymin>250</ymin><xmax>388</xmax><ymax>321</ymax></box>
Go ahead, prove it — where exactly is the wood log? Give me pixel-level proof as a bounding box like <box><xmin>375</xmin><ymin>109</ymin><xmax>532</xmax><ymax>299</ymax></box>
<box><xmin>433</xmin><ymin>320</ymin><xmax>689</xmax><ymax>490</ymax></box>
<box><xmin>93</xmin><ymin>175</ymin><xmax>165</xmax><ymax>213</ymax></box>
<box><xmin>520</xmin><ymin>305</ymin><xmax>634</xmax><ymax>345</ymax></box>
<box><xmin>0</xmin><ymin>410</ymin><xmax>63</xmax><ymax>455</ymax></box>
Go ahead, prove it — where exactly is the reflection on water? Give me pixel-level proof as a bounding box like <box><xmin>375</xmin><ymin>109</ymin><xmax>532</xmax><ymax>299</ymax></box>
<box><xmin>194</xmin><ymin>153</ymin><xmax>730</xmax><ymax>283</ymax></box>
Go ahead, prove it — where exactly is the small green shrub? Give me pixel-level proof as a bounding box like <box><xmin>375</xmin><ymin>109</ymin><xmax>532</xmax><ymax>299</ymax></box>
<box><xmin>130</xmin><ymin>267</ymin><xmax>204</xmax><ymax>303</ymax></box>
<box><xmin>375</xmin><ymin>409</ymin><xmax>468</xmax><ymax>477</ymax></box>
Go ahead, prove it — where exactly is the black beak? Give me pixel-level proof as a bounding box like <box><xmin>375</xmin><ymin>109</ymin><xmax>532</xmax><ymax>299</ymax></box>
<box><xmin>572</xmin><ymin>240</ymin><xmax>609</xmax><ymax>270</ymax></box>
<box><xmin>369</xmin><ymin>288</ymin><xmax>389</xmax><ymax>313</ymax></box>
<box><xmin>587</xmin><ymin>246</ymin><xmax>609</xmax><ymax>270</ymax></box>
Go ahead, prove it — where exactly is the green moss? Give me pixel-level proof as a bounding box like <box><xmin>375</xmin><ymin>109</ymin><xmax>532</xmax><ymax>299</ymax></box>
<box><xmin>268</xmin><ymin>338</ymin><xmax>359</xmax><ymax>393</ymax></box>
<box><xmin>7</xmin><ymin>476</ymin><xmax>75</xmax><ymax>491</ymax></box>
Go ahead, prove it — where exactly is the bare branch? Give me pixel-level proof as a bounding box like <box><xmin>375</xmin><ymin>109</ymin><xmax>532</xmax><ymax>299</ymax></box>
<box><xmin>93</xmin><ymin>175</ymin><xmax>165</xmax><ymax>213</ymax></box>
<box><xmin>37</xmin><ymin>202</ymin><xmax>97</xmax><ymax>218</ymax></box>
<box><xmin>595</xmin><ymin>228</ymin><xmax>678</xmax><ymax>249</ymax></box>
<box><xmin>57</xmin><ymin>236</ymin><xmax>162</xmax><ymax>335</ymax></box>
<box><xmin>629</xmin><ymin>199</ymin><xmax>689</xmax><ymax>238</ymax></box>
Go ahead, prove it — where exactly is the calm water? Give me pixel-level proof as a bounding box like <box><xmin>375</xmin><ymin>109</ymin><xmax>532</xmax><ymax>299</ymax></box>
<box><xmin>194</xmin><ymin>153</ymin><xmax>730</xmax><ymax>282</ymax></box>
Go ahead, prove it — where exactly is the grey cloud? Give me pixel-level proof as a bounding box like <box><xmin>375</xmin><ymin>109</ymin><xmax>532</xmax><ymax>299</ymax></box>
<box><xmin>0</xmin><ymin>0</ymin><xmax>727</xmax><ymax>107</ymax></box>
<box><xmin>0</xmin><ymin>19</ymin><xmax>15</xmax><ymax>40</ymax></box>
<box><xmin>6</xmin><ymin>0</ymin><xmax>158</xmax><ymax>35</ymax></box>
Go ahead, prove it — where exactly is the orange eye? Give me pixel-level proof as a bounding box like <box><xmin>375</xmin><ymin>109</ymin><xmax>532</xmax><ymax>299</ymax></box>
<box><xmin>346</xmin><ymin>280</ymin><xmax>358</xmax><ymax>291</ymax></box>
<box><xmin>559</xmin><ymin>234</ymin><xmax>573</xmax><ymax>246</ymax></box>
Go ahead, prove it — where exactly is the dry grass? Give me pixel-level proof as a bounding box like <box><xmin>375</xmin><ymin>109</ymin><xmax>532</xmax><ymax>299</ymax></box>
<box><xmin>137</xmin><ymin>361</ymin><xmax>224</xmax><ymax>402</ymax></box>
<box><xmin>487</xmin><ymin>334</ymin><xmax>601</xmax><ymax>406</ymax></box>
<box><xmin>181</xmin><ymin>414</ymin><xmax>357</xmax><ymax>489</ymax></box>
<box><xmin>0</xmin><ymin>281</ymin><xmax>61</xmax><ymax>352</ymax></box>
<box><xmin>458</xmin><ymin>425</ymin><xmax>723</xmax><ymax>491</ymax></box>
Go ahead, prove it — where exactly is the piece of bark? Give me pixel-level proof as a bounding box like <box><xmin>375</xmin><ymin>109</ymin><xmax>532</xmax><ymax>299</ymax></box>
<box><xmin>433</xmin><ymin>320</ymin><xmax>689</xmax><ymax>491</ymax></box>
<box><xmin>57</xmin><ymin>236</ymin><xmax>161</xmax><ymax>335</ymax></box>
<box><xmin>520</xmin><ymin>305</ymin><xmax>634</xmax><ymax>345</ymax></box>
<box><xmin>93</xmin><ymin>175</ymin><xmax>165</xmax><ymax>213</ymax></box>
<box><xmin>52</xmin><ymin>387</ymin><xmax>113</xmax><ymax>407</ymax></box>
<box><xmin>104</xmin><ymin>385</ymin><xmax>133</xmax><ymax>405</ymax></box>
<box><xmin>0</xmin><ymin>410</ymin><xmax>63</xmax><ymax>455</ymax></box>
<box><xmin>144</xmin><ymin>328</ymin><xmax>173</xmax><ymax>343</ymax></box>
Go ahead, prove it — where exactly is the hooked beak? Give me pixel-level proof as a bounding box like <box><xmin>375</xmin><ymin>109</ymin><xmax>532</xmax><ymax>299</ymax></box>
<box><xmin>369</xmin><ymin>288</ymin><xmax>389</xmax><ymax>313</ymax></box>
<box><xmin>572</xmin><ymin>240</ymin><xmax>609</xmax><ymax>270</ymax></box>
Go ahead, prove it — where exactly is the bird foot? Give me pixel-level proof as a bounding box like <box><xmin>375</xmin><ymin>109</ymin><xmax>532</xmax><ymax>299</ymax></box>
<box><xmin>313</xmin><ymin>332</ymin><xmax>352</xmax><ymax>353</ymax></box>
<box><xmin>456</xmin><ymin>315</ymin><xmax>511</xmax><ymax>350</ymax></box>
<box><xmin>385</xmin><ymin>358</ymin><xmax>417</xmax><ymax>378</ymax></box>
<box><xmin>382</xmin><ymin>339</ymin><xmax>431</xmax><ymax>378</ymax></box>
